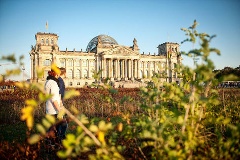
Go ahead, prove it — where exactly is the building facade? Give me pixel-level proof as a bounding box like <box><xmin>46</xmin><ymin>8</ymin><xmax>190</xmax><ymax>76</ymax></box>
<box><xmin>30</xmin><ymin>32</ymin><xmax>182</xmax><ymax>88</ymax></box>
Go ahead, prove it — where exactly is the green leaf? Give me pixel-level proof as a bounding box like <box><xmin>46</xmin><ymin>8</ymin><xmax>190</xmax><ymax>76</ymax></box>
<box><xmin>89</xmin><ymin>124</ymin><xmax>99</xmax><ymax>133</ymax></box>
<box><xmin>79</xmin><ymin>114</ymin><xmax>89</xmax><ymax>124</ymax></box>
<box><xmin>25</xmin><ymin>99</ymin><xmax>38</xmax><ymax>107</ymax></box>
<box><xmin>28</xmin><ymin>134</ymin><xmax>40</xmax><ymax>144</ymax></box>
<box><xmin>223</xmin><ymin>118</ymin><xmax>231</xmax><ymax>125</ymax></box>
<box><xmin>98</xmin><ymin>120</ymin><xmax>106</xmax><ymax>131</ymax></box>
<box><xmin>42</xmin><ymin>118</ymin><xmax>52</xmax><ymax>129</ymax></box>
<box><xmin>36</xmin><ymin>124</ymin><xmax>46</xmax><ymax>135</ymax></box>
<box><xmin>83</xmin><ymin>136</ymin><xmax>94</xmax><ymax>146</ymax></box>
<box><xmin>177</xmin><ymin>116</ymin><xmax>184</xmax><ymax>124</ymax></box>
<box><xmin>64</xmin><ymin>90</ymin><xmax>80</xmax><ymax>100</ymax></box>
<box><xmin>45</xmin><ymin>114</ymin><xmax>56</xmax><ymax>124</ymax></box>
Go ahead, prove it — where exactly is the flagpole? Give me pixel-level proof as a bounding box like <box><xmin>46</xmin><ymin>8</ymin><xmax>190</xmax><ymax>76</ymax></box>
<box><xmin>45</xmin><ymin>21</ymin><xmax>48</xmax><ymax>33</ymax></box>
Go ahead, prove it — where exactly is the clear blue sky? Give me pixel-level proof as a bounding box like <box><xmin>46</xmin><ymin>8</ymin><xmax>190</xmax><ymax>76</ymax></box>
<box><xmin>0</xmin><ymin>0</ymin><xmax>239</xmax><ymax>81</ymax></box>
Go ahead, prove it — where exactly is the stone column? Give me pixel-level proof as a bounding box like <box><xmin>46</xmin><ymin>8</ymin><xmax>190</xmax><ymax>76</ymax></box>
<box><xmin>148</xmin><ymin>61</ymin><xmax>150</xmax><ymax>78</ymax></box>
<box><xmin>131</xmin><ymin>59</ymin><xmax>134</xmax><ymax>80</ymax></box>
<box><xmin>110</xmin><ymin>59</ymin><xmax>114</xmax><ymax>80</ymax></box>
<box><xmin>30</xmin><ymin>55</ymin><xmax>34</xmax><ymax>80</ymax></box>
<box><xmin>121</xmin><ymin>59</ymin><xmax>124</xmax><ymax>79</ymax></box>
<box><xmin>73</xmin><ymin>59</ymin><xmax>75</xmax><ymax>79</ymax></box>
<box><xmin>112</xmin><ymin>59</ymin><xmax>115</xmax><ymax>78</ymax></box>
<box><xmin>134</xmin><ymin>59</ymin><xmax>137</xmax><ymax>79</ymax></box>
<box><xmin>108</xmin><ymin>59</ymin><xmax>110</xmax><ymax>78</ymax></box>
<box><xmin>116</xmin><ymin>59</ymin><xmax>119</xmax><ymax>79</ymax></box>
<box><xmin>102</xmin><ymin>58</ymin><xmax>106</xmax><ymax>78</ymax></box>
<box><xmin>119</xmin><ymin>60</ymin><xmax>122</xmax><ymax>79</ymax></box>
<box><xmin>87</xmin><ymin>60</ymin><xmax>90</xmax><ymax>79</ymax></box>
<box><xmin>129</xmin><ymin>59</ymin><xmax>131</xmax><ymax>79</ymax></box>
<box><xmin>130</xmin><ymin>59</ymin><xmax>132</xmax><ymax>79</ymax></box>
<box><xmin>125</xmin><ymin>59</ymin><xmax>128</xmax><ymax>80</ymax></box>
<box><xmin>127</xmin><ymin>59</ymin><xmax>131</xmax><ymax>79</ymax></box>
<box><xmin>137</xmin><ymin>60</ymin><xmax>140</xmax><ymax>79</ymax></box>
<box><xmin>80</xmin><ymin>59</ymin><xmax>82</xmax><ymax>79</ymax></box>
<box><xmin>113</xmin><ymin>59</ymin><xmax>116</xmax><ymax>79</ymax></box>
<box><xmin>143</xmin><ymin>61</ymin><xmax>145</xmax><ymax>79</ymax></box>
<box><xmin>106</xmin><ymin>59</ymin><xmax>108</xmax><ymax>78</ymax></box>
<box><xmin>65</xmin><ymin>58</ymin><xmax>67</xmax><ymax>72</ymax></box>
<box><xmin>166</xmin><ymin>59</ymin><xmax>169</xmax><ymax>82</ymax></box>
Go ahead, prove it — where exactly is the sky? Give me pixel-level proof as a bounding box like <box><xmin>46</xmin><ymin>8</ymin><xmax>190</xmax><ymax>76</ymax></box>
<box><xmin>0</xmin><ymin>0</ymin><xmax>240</xmax><ymax>81</ymax></box>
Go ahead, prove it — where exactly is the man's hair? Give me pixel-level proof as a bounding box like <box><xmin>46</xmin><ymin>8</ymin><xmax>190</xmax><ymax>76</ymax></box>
<box><xmin>59</xmin><ymin>67</ymin><xmax>66</xmax><ymax>75</ymax></box>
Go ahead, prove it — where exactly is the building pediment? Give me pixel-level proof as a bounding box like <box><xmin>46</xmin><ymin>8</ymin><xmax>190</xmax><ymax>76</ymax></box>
<box><xmin>102</xmin><ymin>46</ymin><xmax>139</xmax><ymax>56</ymax></box>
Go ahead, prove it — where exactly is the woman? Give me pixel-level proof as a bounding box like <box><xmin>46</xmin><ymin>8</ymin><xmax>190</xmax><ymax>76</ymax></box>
<box><xmin>45</xmin><ymin>70</ymin><xmax>62</xmax><ymax>116</ymax></box>
<box><xmin>44</xmin><ymin>69</ymin><xmax>62</xmax><ymax>148</ymax></box>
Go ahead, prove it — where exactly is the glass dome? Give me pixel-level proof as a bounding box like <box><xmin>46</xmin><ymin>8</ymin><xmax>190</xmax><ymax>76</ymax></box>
<box><xmin>86</xmin><ymin>34</ymin><xmax>118</xmax><ymax>51</ymax></box>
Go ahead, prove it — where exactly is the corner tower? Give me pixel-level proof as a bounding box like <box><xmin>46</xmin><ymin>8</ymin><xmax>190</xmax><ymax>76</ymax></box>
<box><xmin>35</xmin><ymin>32</ymin><xmax>59</xmax><ymax>52</ymax></box>
<box><xmin>30</xmin><ymin>32</ymin><xmax>59</xmax><ymax>82</ymax></box>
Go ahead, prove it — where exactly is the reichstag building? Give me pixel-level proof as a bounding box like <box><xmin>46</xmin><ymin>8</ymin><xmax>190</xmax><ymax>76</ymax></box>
<box><xmin>30</xmin><ymin>32</ymin><xmax>182</xmax><ymax>88</ymax></box>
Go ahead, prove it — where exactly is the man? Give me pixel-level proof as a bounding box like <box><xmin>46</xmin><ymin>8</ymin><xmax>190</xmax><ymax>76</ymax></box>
<box><xmin>58</xmin><ymin>68</ymin><xmax>66</xmax><ymax>101</ymax></box>
<box><xmin>57</xmin><ymin>67</ymin><xmax>68</xmax><ymax>140</ymax></box>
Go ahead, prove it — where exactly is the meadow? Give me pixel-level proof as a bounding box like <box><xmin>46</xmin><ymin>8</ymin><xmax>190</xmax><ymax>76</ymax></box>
<box><xmin>0</xmin><ymin>88</ymin><xmax>143</xmax><ymax>159</ymax></box>
<box><xmin>0</xmin><ymin>87</ymin><xmax>239</xmax><ymax>159</ymax></box>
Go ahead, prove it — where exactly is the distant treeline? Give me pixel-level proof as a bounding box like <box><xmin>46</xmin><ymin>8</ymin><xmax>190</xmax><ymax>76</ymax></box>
<box><xmin>214</xmin><ymin>66</ymin><xmax>240</xmax><ymax>80</ymax></box>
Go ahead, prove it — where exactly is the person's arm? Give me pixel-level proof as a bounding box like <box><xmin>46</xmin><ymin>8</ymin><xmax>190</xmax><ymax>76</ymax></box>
<box><xmin>51</xmin><ymin>82</ymin><xmax>62</xmax><ymax>112</ymax></box>
<box><xmin>60</xmin><ymin>94</ymin><xmax>64</xmax><ymax>107</ymax></box>
<box><xmin>53</xmin><ymin>100</ymin><xmax>61</xmax><ymax>112</ymax></box>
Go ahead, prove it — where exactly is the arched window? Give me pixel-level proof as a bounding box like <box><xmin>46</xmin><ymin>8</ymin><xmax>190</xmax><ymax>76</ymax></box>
<box><xmin>51</xmin><ymin>39</ymin><xmax>54</xmax><ymax>44</ymax></box>
<box><xmin>46</xmin><ymin>39</ymin><xmax>49</xmax><ymax>44</ymax></box>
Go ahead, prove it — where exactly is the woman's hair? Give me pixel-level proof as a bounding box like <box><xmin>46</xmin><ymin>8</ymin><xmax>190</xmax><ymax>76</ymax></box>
<box><xmin>48</xmin><ymin>70</ymin><xmax>57</xmax><ymax>77</ymax></box>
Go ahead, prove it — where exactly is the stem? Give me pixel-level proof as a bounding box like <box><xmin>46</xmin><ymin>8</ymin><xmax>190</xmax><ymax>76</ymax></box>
<box><xmin>182</xmin><ymin>104</ymin><xmax>190</xmax><ymax>133</ymax></box>
<box><xmin>194</xmin><ymin>106</ymin><xmax>203</xmax><ymax>135</ymax></box>
<box><xmin>63</xmin><ymin>108</ymin><xmax>101</xmax><ymax>146</ymax></box>
<box><xmin>182</xmin><ymin>83</ymin><xmax>196</xmax><ymax>133</ymax></box>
